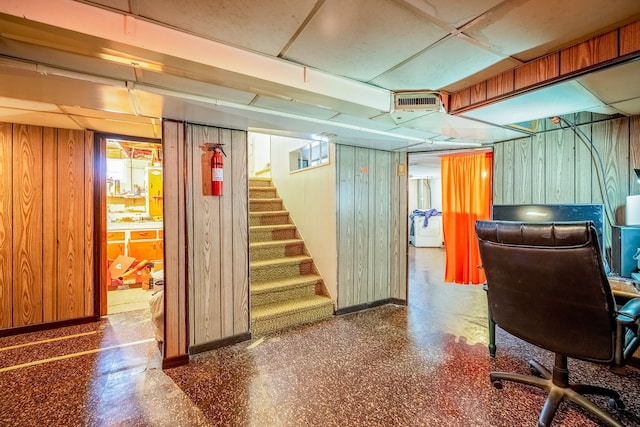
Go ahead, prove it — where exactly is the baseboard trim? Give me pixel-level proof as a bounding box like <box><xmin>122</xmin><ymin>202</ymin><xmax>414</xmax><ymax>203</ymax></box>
<box><xmin>0</xmin><ymin>315</ymin><xmax>99</xmax><ymax>338</ymax></box>
<box><xmin>188</xmin><ymin>332</ymin><xmax>252</xmax><ymax>355</ymax></box>
<box><xmin>162</xmin><ymin>354</ymin><xmax>190</xmax><ymax>369</ymax></box>
<box><xmin>335</xmin><ymin>298</ymin><xmax>406</xmax><ymax>316</ymax></box>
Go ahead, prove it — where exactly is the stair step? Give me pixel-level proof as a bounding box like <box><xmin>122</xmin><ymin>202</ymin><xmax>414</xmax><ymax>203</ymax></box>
<box><xmin>250</xmin><ymin>224</ymin><xmax>297</xmax><ymax>242</ymax></box>
<box><xmin>250</xmin><ymin>239</ymin><xmax>305</xmax><ymax>261</ymax></box>
<box><xmin>249</xmin><ymin>186</ymin><xmax>277</xmax><ymax>199</ymax></box>
<box><xmin>251</xmin><ymin>274</ymin><xmax>321</xmax><ymax>306</ymax></box>
<box><xmin>248</xmin><ymin>178</ymin><xmax>273</xmax><ymax>188</ymax></box>
<box><xmin>250</xmin><ymin>198</ymin><xmax>283</xmax><ymax>212</ymax></box>
<box><xmin>250</xmin><ymin>295</ymin><xmax>334</xmax><ymax>336</ymax></box>
<box><xmin>251</xmin><ymin>255</ymin><xmax>314</xmax><ymax>282</ymax></box>
<box><xmin>250</xmin><ymin>211</ymin><xmax>290</xmax><ymax>226</ymax></box>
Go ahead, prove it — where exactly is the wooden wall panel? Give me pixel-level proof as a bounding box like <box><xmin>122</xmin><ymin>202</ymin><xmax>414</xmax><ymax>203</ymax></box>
<box><xmin>513</xmin><ymin>138</ymin><xmax>532</xmax><ymax>204</ymax></box>
<box><xmin>592</xmin><ymin>119</ymin><xmax>628</xmax><ymax>227</ymax></box>
<box><xmin>337</xmin><ymin>145</ymin><xmax>355</xmax><ymax>308</ymax></box>
<box><xmin>354</xmin><ymin>148</ymin><xmax>369</xmax><ymax>305</ymax></box>
<box><xmin>486</xmin><ymin>71</ymin><xmax>514</xmax><ymax>99</ymax></box>
<box><xmin>12</xmin><ymin>125</ymin><xmax>43</xmax><ymax>326</ymax></box>
<box><xmin>470</xmin><ymin>82</ymin><xmax>487</xmax><ymax>105</ymax></box>
<box><xmin>560</xmin><ymin>31</ymin><xmax>617</xmax><ymax>76</ymax></box>
<box><xmin>492</xmin><ymin>143</ymin><xmax>504</xmax><ymax>204</ymax></box>
<box><xmin>42</xmin><ymin>128</ymin><xmax>57</xmax><ymax>322</ymax></box>
<box><xmin>501</xmin><ymin>140</ymin><xmax>515</xmax><ymax>204</ymax></box>
<box><xmin>493</xmin><ymin>115</ymin><xmax>638</xmax><ymax>255</ymax></box>
<box><xmin>575</xmin><ymin>122</ymin><xmax>594</xmax><ymax>204</ymax></box>
<box><xmin>531</xmin><ymin>133</ymin><xmax>546</xmax><ymax>203</ymax></box>
<box><xmin>185</xmin><ymin>123</ymin><xmax>249</xmax><ymax>348</ymax></box>
<box><xmin>56</xmin><ymin>129</ymin><xmax>86</xmax><ymax>320</ymax></box>
<box><xmin>544</xmin><ymin>127</ymin><xmax>575</xmax><ymax>203</ymax></box>
<box><xmin>620</xmin><ymin>20</ymin><xmax>640</xmax><ymax>56</ymax></box>
<box><xmin>162</xmin><ymin>120</ymin><xmax>188</xmax><ymax>360</ymax></box>
<box><xmin>83</xmin><ymin>131</ymin><xmax>94</xmax><ymax>317</ymax></box>
<box><xmin>514</xmin><ymin>54</ymin><xmax>559</xmax><ymax>90</ymax></box>
<box><xmin>219</xmin><ymin>128</ymin><xmax>235</xmax><ymax>338</ymax></box>
<box><xmin>390</xmin><ymin>152</ymin><xmax>407</xmax><ymax>301</ymax></box>
<box><xmin>0</xmin><ymin>123</ymin><xmax>12</xmax><ymax>328</ymax></box>
<box><xmin>336</xmin><ymin>145</ymin><xmax>407</xmax><ymax>309</ymax></box>
<box><xmin>231</xmin><ymin>129</ymin><xmax>249</xmax><ymax>334</ymax></box>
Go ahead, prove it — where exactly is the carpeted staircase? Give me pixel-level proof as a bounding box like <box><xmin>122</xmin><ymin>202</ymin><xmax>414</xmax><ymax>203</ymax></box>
<box><xmin>249</xmin><ymin>177</ymin><xmax>334</xmax><ymax>336</ymax></box>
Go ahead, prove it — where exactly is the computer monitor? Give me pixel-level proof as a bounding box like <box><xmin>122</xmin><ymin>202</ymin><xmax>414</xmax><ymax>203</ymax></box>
<box><xmin>492</xmin><ymin>204</ymin><xmax>606</xmax><ymax>254</ymax></box>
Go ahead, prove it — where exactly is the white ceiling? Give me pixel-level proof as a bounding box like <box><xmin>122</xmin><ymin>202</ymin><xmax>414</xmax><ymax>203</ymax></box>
<box><xmin>1</xmin><ymin>0</ymin><xmax>640</xmax><ymax>155</ymax></box>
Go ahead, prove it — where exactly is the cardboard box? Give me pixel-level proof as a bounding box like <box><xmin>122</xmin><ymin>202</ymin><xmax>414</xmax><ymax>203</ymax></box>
<box><xmin>108</xmin><ymin>255</ymin><xmax>136</xmax><ymax>279</ymax></box>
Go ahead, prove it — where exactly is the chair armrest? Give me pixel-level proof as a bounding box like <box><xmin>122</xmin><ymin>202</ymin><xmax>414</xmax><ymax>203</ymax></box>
<box><xmin>616</xmin><ymin>298</ymin><xmax>640</xmax><ymax>325</ymax></box>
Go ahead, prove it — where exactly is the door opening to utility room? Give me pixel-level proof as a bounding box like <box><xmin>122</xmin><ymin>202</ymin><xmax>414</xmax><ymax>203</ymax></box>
<box><xmin>104</xmin><ymin>137</ymin><xmax>164</xmax><ymax>316</ymax></box>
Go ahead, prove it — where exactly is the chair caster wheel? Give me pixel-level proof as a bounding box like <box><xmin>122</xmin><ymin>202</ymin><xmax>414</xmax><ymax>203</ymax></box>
<box><xmin>491</xmin><ymin>379</ymin><xmax>503</xmax><ymax>389</ymax></box>
<box><xmin>530</xmin><ymin>366</ymin><xmax>539</xmax><ymax>376</ymax></box>
<box><xmin>608</xmin><ymin>398</ymin><xmax>624</xmax><ymax>410</ymax></box>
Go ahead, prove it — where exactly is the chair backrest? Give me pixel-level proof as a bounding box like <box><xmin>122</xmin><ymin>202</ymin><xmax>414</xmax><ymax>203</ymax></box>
<box><xmin>475</xmin><ymin>220</ymin><xmax>617</xmax><ymax>362</ymax></box>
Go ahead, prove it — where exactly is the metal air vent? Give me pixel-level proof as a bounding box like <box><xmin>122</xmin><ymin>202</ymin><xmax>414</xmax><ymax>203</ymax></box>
<box><xmin>393</xmin><ymin>91</ymin><xmax>441</xmax><ymax>112</ymax></box>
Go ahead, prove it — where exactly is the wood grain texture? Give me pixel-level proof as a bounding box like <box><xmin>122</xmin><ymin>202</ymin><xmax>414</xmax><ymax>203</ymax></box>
<box><xmin>501</xmin><ymin>140</ymin><xmax>515</xmax><ymax>204</ymax></box>
<box><xmin>531</xmin><ymin>133</ymin><xmax>546</xmax><ymax>204</ymax></box>
<box><xmin>84</xmin><ymin>131</ymin><xmax>94</xmax><ymax>317</ymax></box>
<box><xmin>514</xmin><ymin>54</ymin><xmax>559</xmax><ymax>90</ymax></box>
<box><xmin>486</xmin><ymin>71</ymin><xmax>514</xmax><ymax>99</ymax></box>
<box><xmin>470</xmin><ymin>82</ymin><xmax>487</xmax><ymax>105</ymax></box>
<box><xmin>544</xmin><ymin>127</ymin><xmax>575</xmax><ymax>203</ymax></box>
<box><xmin>353</xmin><ymin>148</ymin><xmax>369</xmax><ymax>305</ymax></box>
<box><xmin>337</xmin><ymin>144</ymin><xmax>355</xmax><ymax>308</ymax></box>
<box><xmin>177</xmin><ymin>123</ymin><xmax>188</xmax><ymax>356</ymax></box>
<box><xmin>513</xmin><ymin>138</ymin><xmax>532</xmax><ymax>204</ymax></box>
<box><xmin>591</xmin><ymin>118</ymin><xmax>628</xmax><ymax>229</ymax></box>
<box><xmin>56</xmin><ymin>129</ymin><xmax>85</xmax><ymax>320</ymax></box>
<box><xmin>574</xmin><ymin>123</ymin><xmax>594</xmax><ymax>204</ymax></box>
<box><xmin>560</xmin><ymin>31</ymin><xmax>617</xmax><ymax>76</ymax></box>
<box><xmin>42</xmin><ymin>127</ymin><xmax>57</xmax><ymax>321</ymax></box>
<box><xmin>449</xmin><ymin>89</ymin><xmax>471</xmax><ymax>111</ymax></box>
<box><xmin>0</xmin><ymin>123</ymin><xmax>12</xmax><ymax>328</ymax></box>
<box><xmin>219</xmin><ymin>128</ymin><xmax>234</xmax><ymax>338</ymax></box>
<box><xmin>620</xmin><ymin>20</ymin><xmax>640</xmax><ymax>56</ymax></box>
<box><xmin>13</xmin><ymin>125</ymin><xmax>43</xmax><ymax>326</ymax></box>
<box><xmin>162</xmin><ymin>120</ymin><xmax>185</xmax><ymax>360</ymax></box>
<box><xmin>390</xmin><ymin>152</ymin><xmax>407</xmax><ymax>301</ymax></box>
<box><xmin>231</xmin><ymin>129</ymin><xmax>249</xmax><ymax>335</ymax></box>
<box><xmin>492</xmin><ymin>143</ymin><xmax>504</xmax><ymax>204</ymax></box>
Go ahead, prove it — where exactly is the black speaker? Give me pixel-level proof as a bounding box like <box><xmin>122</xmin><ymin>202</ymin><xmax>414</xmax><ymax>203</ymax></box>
<box><xmin>611</xmin><ymin>225</ymin><xmax>640</xmax><ymax>278</ymax></box>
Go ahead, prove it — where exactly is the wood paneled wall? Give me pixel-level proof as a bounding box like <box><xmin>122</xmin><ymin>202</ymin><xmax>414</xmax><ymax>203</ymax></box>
<box><xmin>0</xmin><ymin>122</ymin><xmax>94</xmax><ymax>329</ymax></box>
<box><xmin>158</xmin><ymin>122</ymin><xmax>251</xmax><ymax>353</ymax></box>
<box><xmin>493</xmin><ymin>114</ymin><xmax>640</xmax><ymax>251</ymax></box>
<box><xmin>186</xmin><ymin>124</ymin><xmax>249</xmax><ymax>347</ymax></box>
<box><xmin>336</xmin><ymin>145</ymin><xmax>407</xmax><ymax>309</ymax></box>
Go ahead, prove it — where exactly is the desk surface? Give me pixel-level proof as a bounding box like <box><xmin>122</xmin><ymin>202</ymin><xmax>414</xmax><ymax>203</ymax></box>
<box><xmin>609</xmin><ymin>276</ymin><xmax>640</xmax><ymax>299</ymax></box>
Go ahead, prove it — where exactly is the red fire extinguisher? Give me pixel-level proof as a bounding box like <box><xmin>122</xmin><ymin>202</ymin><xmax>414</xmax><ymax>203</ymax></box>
<box><xmin>211</xmin><ymin>144</ymin><xmax>225</xmax><ymax>196</ymax></box>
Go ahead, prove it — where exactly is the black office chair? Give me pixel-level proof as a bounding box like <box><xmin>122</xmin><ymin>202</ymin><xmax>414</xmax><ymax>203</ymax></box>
<box><xmin>475</xmin><ymin>220</ymin><xmax>640</xmax><ymax>427</ymax></box>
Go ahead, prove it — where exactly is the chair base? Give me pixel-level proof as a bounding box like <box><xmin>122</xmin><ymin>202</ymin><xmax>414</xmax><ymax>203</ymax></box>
<box><xmin>491</xmin><ymin>358</ymin><xmax>625</xmax><ymax>427</ymax></box>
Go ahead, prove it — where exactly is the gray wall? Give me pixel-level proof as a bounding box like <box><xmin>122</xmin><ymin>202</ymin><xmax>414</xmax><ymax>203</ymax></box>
<box><xmin>493</xmin><ymin>114</ymin><xmax>640</xmax><ymax>252</ymax></box>
<box><xmin>336</xmin><ymin>145</ymin><xmax>407</xmax><ymax>309</ymax></box>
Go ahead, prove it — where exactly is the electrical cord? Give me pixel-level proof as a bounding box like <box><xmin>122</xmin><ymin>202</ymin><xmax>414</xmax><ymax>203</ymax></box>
<box><xmin>554</xmin><ymin>116</ymin><xmax>617</xmax><ymax>230</ymax></box>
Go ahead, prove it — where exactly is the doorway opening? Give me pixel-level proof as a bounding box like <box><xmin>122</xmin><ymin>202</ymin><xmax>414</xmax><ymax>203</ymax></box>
<box><xmin>103</xmin><ymin>137</ymin><xmax>164</xmax><ymax>315</ymax></box>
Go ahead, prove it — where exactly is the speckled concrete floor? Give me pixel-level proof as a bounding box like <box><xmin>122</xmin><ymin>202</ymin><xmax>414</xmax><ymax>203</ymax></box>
<box><xmin>1</xmin><ymin>247</ymin><xmax>639</xmax><ymax>426</ymax></box>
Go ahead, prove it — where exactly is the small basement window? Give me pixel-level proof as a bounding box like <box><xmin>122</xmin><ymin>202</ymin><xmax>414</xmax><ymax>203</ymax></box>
<box><xmin>289</xmin><ymin>139</ymin><xmax>329</xmax><ymax>172</ymax></box>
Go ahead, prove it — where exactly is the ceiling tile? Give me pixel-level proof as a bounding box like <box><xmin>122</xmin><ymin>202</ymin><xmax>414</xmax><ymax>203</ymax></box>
<box><xmin>396</xmin><ymin>0</ymin><xmax>505</xmax><ymax>28</ymax></box>
<box><xmin>610</xmin><ymin>98</ymin><xmax>640</xmax><ymax>116</ymax></box>
<box><xmin>252</xmin><ymin>96</ymin><xmax>338</xmax><ymax>120</ymax></box>
<box><xmin>463</xmin><ymin>0</ymin><xmax>640</xmax><ymax>60</ymax></box>
<box><xmin>135</xmin><ymin>0</ymin><xmax>318</xmax><ymax>56</ymax></box>
<box><xmin>577</xmin><ymin>59</ymin><xmax>640</xmax><ymax>104</ymax></box>
<box><xmin>0</xmin><ymin>107</ymin><xmax>81</xmax><ymax>129</ymax></box>
<box><xmin>370</xmin><ymin>36</ymin><xmax>505</xmax><ymax>90</ymax></box>
<box><xmin>284</xmin><ymin>0</ymin><xmax>448</xmax><ymax>83</ymax></box>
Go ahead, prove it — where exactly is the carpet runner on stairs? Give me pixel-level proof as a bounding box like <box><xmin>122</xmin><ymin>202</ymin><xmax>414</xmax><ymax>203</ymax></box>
<box><xmin>249</xmin><ymin>177</ymin><xmax>334</xmax><ymax>336</ymax></box>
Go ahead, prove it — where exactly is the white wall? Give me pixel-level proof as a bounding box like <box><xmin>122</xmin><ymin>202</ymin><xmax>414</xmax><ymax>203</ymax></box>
<box><xmin>408</xmin><ymin>178</ymin><xmax>442</xmax><ymax>212</ymax></box>
<box><xmin>248</xmin><ymin>132</ymin><xmax>271</xmax><ymax>177</ymax></box>
<box><xmin>269</xmin><ymin>135</ymin><xmax>338</xmax><ymax>301</ymax></box>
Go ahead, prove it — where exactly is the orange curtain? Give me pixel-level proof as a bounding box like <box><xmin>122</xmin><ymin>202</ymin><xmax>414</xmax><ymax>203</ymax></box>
<box><xmin>441</xmin><ymin>152</ymin><xmax>492</xmax><ymax>284</ymax></box>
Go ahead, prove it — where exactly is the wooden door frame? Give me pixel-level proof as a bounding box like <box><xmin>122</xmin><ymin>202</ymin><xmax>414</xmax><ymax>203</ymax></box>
<box><xmin>93</xmin><ymin>133</ymin><xmax>162</xmax><ymax>316</ymax></box>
